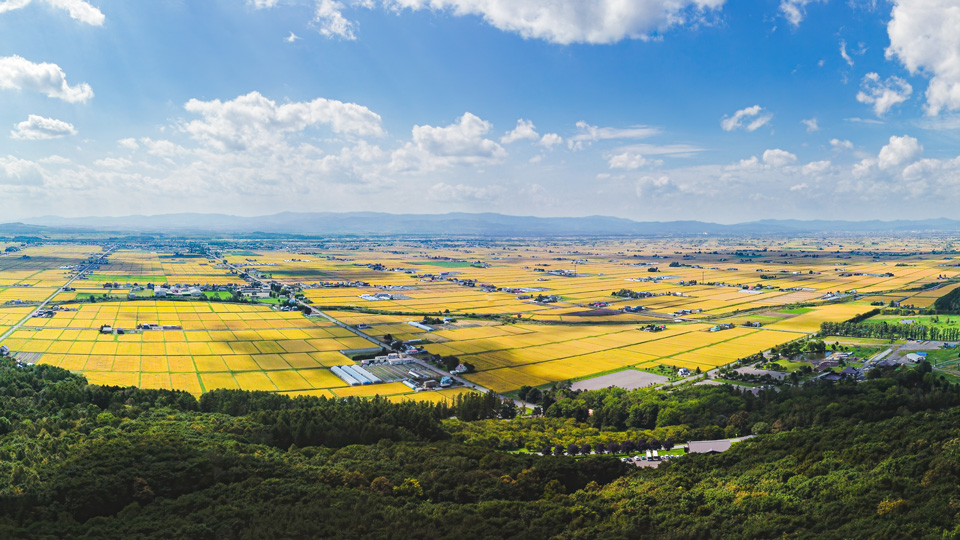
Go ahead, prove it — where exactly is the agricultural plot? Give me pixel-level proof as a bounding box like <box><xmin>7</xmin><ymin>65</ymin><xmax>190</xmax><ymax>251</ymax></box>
<box><xmin>1</xmin><ymin>239</ymin><xmax>958</xmax><ymax>397</ymax></box>
<box><xmin>2</xmin><ymin>301</ymin><xmax>430</xmax><ymax>397</ymax></box>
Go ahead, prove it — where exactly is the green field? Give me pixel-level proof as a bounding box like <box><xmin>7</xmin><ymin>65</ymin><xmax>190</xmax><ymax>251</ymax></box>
<box><xmin>779</xmin><ymin>307</ymin><xmax>814</xmax><ymax>315</ymax></box>
<box><xmin>863</xmin><ymin>314</ymin><xmax>960</xmax><ymax>330</ymax></box>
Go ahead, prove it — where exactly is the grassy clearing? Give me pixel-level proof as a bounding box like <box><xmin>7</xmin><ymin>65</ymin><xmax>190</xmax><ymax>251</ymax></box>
<box><xmin>779</xmin><ymin>307</ymin><xmax>814</xmax><ymax>315</ymax></box>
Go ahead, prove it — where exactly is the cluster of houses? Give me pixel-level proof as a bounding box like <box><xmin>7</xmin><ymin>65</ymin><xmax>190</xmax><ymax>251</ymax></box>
<box><xmin>303</xmin><ymin>280</ymin><xmax>370</xmax><ymax>289</ymax></box>
<box><xmin>707</xmin><ymin>323</ymin><xmax>736</xmax><ymax>332</ymax></box>
<box><xmin>640</xmin><ymin>324</ymin><xmax>667</xmax><ymax>332</ymax></box>
<box><xmin>31</xmin><ymin>305</ymin><xmax>74</xmax><ymax>318</ymax></box>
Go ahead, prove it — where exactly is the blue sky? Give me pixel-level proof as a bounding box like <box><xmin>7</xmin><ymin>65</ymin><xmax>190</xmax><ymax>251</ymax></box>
<box><xmin>1</xmin><ymin>0</ymin><xmax>958</xmax><ymax>222</ymax></box>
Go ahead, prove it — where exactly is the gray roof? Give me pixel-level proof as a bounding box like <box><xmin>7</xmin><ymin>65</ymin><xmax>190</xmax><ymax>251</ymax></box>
<box><xmin>687</xmin><ymin>440</ymin><xmax>733</xmax><ymax>454</ymax></box>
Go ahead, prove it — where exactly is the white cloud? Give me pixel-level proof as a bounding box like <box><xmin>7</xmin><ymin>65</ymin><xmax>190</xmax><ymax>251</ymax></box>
<box><xmin>856</xmin><ymin>72</ymin><xmax>912</xmax><ymax>116</ymax></box>
<box><xmin>118</xmin><ymin>137</ymin><xmax>139</xmax><ymax>150</ymax></box>
<box><xmin>44</xmin><ymin>0</ymin><xmax>103</xmax><ymax>25</ymax></box>
<box><xmin>779</xmin><ymin>0</ymin><xmax>822</xmax><ymax>26</ymax></box>
<box><xmin>390</xmin><ymin>112</ymin><xmax>506</xmax><ymax>173</ymax></box>
<box><xmin>10</xmin><ymin>114</ymin><xmax>76</xmax><ymax>140</ymax></box>
<box><xmin>285</xmin><ymin>31</ymin><xmax>301</xmax><ymax>42</ymax></box>
<box><xmin>0</xmin><ymin>155</ymin><xmax>43</xmax><ymax>185</ymax></box>
<box><xmin>314</xmin><ymin>0</ymin><xmax>355</xmax><ymax>40</ymax></box>
<box><xmin>852</xmin><ymin>158</ymin><xmax>876</xmax><ymax>178</ymax></box>
<box><xmin>500</xmin><ymin>119</ymin><xmax>539</xmax><ymax>144</ymax></box>
<box><xmin>886</xmin><ymin>0</ymin><xmax>960</xmax><ymax>116</ymax></box>
<box><xmin>878</xmin><ymin>134</ymin><xmax>922</xmax><ymax>169</ymax></box>
<box><xmin>720</xmin><ymin>105</ymin><xmax>772</xmax><ymax>132</ymax></box>
<box><xmin>249</xmin><ymin>0</ymin><xmax>280</xmax><ymax>7</ymax></box>
<box><xmin>539</xmin><ymin>132</ymin><xmax>563</xmax><ymax>149</ymax></box>
<box><xmin>181</xmin><ymin>91</ymin><xmax>384</xmax><ymax>151</ymax></box>
<box><xmin>634</xmin><ymin>175</ymin><xmax>678</xmax><ymax>199</ymax></box>
<box><xmin>568</xmin><ymin>121</ymin><xmax>657</xmax><ymax>149</ymax></box>
<box><xmin>93</xmin><ymin>157</ymin><xmax>133</xmax><ymax>170</ymax></box>
<box><xmin>608</xmin><ymin>150</ymin><xmax>654</xmax><ymax>170</ymax></box>
<box><xmin>845</xmin><ymin>117</ymin><xmax>884</xmax><ymax>125</ymax></box>
<box><xmin>614</xmin><ymin>143</ymin><xmax>704</xmax><ymax>157</ymax></box>
<box><xmin>830</xmin><ymin>138</ymin><xmax>853</xmax><ymax>150</ymax></box>
<box><xmin>801</xmin><ymin>117</ymin><xmax>819</xmax><ymax>132</ymax></box>
<box><xmin>790</xmin><ymin>182</ymin><xmax>808</xmax><ymax>191</ymax></box>
<box><xmin>0</xmin><ymin>0</ymin><xmax>104</xmax><ymax>26</ymax></box>
<box><xmin>386</xmin><ymin>0</ymin><xmax>726</xmax><ymax>45</ymax></box>
<box><xmin>0</xmin><ymin>55</ymin><xmax>94</xmax><ymax>103</ymax></box>
<box><xmin>840</xmin><ymin>39</ymin><xmax>854</xmax><ymax>67</ymax></box>
<box><xmin>762</xmin><ymin>148</ymin><xmax>797</xmax><ymax>167</ymax></box>
<box><xmin>801</xmin><ymin>160</ymin><xmax>831</xmax><ymax>175</ymax></box>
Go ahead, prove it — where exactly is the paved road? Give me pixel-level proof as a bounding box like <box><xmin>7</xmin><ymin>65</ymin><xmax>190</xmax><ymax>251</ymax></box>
<box><xmin>209</xmin><ymin>250</ymin><xmax>539</xmax><ymax>406</ymax></box>
<box><xmin>0</xmin><ymin>247</ymin><xmax>114</xmax><ymax>345</ymax></box>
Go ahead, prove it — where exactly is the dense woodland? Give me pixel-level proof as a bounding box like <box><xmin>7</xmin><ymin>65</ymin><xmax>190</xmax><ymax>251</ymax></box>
<box><xmin>3</xmin><ymin>358</ymin><xmax>960</xmax><ymax>538</ymax></box>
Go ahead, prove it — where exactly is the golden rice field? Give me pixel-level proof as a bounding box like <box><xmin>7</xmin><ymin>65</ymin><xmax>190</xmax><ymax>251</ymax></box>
<box><xmin>0</xmin><ymin>238</ymin><xmax>958</xmax><ymax>395</ymax></box>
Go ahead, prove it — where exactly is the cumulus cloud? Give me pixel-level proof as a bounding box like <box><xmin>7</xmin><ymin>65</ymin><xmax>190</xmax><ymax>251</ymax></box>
<box><xmin>0</xmin><ymin>55</ymin><xmax>94</xmax><ymax>103</ymax></box>
<box><xmin>720</xmin><ymin>105</ymin><xmax>772</xmax><ymax>132</ymax></box>
<box><xmin>93</xmin><ymin>157</ymin><xmax>133</xmax><ymax>170</ymax></box>
<box><xmin>390</xmin><ymin>112</ymin><xmax>506</xmax><ymax>173</ymax></box>
<box><xmin>0</xmin><ymin>155</ymin><xmax>44</xmax><ymax>185</ymax></box>
<box><xmin>539</xmin><ymin>132</ymin><xmax>563</xmax><ymax>149</ymax></box>
<box><xmin>314</xmin><ymin>0</ymin><xmax>356</xmax><ymax>40</ymax></box>
<box><xmin>801</xmin><ymin>117</ymin><xmax>819</xmax><ymax>132</ymax></box>
<box><xmin>779</xmin><ymin>0</ymin><xmax>822</xmax><ymax>26</ymax></box>
<box><xmin>10</xmin><ymin>114</ymin><xmax>76</xmax><ymax>140</ymax></box>
<box><xmin>285</xmin><ymin>31</ymin><xmax>301</xmax><ymax>42</ymax></box>
<box><xmin>762</xmin><ymin>148</ymin><xmax>797</xmax><ymax>167</ymax></box>
<box><xmin>830</xmin><ymin>138</ymin><xmax>853</xmax><ymax>150</ymax></box>
<box><xmin>635</xmin><ymin>175</ymin><xmax>679</xmax><ymax>199</ymax></box>
<box><xmin>500</xmin><ymin>119</ymin><xmax>539</xmax><ymax>144</ymax></box>
<box><xmin>878</xmin><ymin>134</ymin><xmax>922</xmax><ymax>169</ymax></box>
<box><xmin>801</xmin><ymin>160</ymin><xmax>831</xmax><ymax>175</ymax></box>
<box><xmin>386</xmin><ymin>0</ymin><xmax>726</xmax><ymax>45</ymax></box>
<box><xmin>886</xmin><ymin>0</ymin><xmax>960</xmax><ymax>116</ymax></box>
<box><xmin>0</xmin><ymin>0</ymin><xmax>104</xmax><ymax>26</ymax></box>
<box><xmin>181</xmin><ymin>91</ymin><xmax>384</xmax><ymax>151</ymax></box>
<box><xmin>608</xmin><ymin>150</ymin><xmax>656</xmax><ymax>170</ymax></box>
<box><xmin>249</xmin><ymin>0</ymin><xmax>280</xmax><ymax>7</ymax></box>
<box><xmin>117</xmin><ymin>137</ymin><xmax>139</xmax><ymax>150</ymax></box>
<box><xmin>856</xmin><ymin>72</ymin><xmax>912</xmax><ymax>116</ymax></box>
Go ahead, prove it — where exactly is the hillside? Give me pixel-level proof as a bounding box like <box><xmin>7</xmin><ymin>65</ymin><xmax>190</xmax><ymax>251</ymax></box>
<box><xmin>2</xmin><ymin>358</ymin><xmax>960</xmax><ymax>538</ymax></box>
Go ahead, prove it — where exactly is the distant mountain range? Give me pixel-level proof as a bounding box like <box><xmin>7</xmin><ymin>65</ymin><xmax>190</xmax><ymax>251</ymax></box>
<box><xmin>5</xmin><ymin>212</ymin><xmax>960</xmax><ymax>236</ymax></box>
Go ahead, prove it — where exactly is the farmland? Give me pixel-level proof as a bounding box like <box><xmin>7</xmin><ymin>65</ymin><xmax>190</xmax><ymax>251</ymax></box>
<box><xmin>0</xmin><ymin>235</ymin><xmax>957</xmax><ymax>396</ymax></box>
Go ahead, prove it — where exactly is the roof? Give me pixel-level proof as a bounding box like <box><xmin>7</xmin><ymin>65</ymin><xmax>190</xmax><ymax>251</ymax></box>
<box><xmin>687</xmin><ymin>440</ymin><xmax>733</xmax><ymax>454</ymax></box>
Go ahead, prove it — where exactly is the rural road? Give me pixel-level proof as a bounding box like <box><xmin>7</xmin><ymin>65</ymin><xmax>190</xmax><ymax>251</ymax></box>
<box><xmin>0</xmin><ymin>246</ymin><xmax>115</xmax><ymax>345</ymax></box>
<box><xmin>209</xmin><ymin>249</ymin><xmax>530</xmax><ymax>404</ymax></box>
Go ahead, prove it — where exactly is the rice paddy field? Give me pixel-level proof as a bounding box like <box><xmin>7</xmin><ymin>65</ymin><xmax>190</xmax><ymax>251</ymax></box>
<box><xmin>1</xmin><ymin>236</ymin><xmax>958</xmax><ymax>395</ymax></box>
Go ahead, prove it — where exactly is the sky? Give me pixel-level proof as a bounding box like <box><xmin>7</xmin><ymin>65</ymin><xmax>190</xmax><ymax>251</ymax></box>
<box><xmin>1</xmin><ymin>0</ymin><xmax>959</xmax><ymax>223</ymax></box>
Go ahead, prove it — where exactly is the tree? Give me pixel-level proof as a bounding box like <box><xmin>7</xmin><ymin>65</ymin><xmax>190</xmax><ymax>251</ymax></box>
<box><xmin>554</xmin><ymin>444</ymin><xmax>565</xmax><ymax>456</ymax></box>
<box><xmin>607</xmin><ymin>442</ymin><xmax>621</xmax><ymax>454</ymax></box>
<box><xmin>581</xmin><ymin>442</ymin><xmax>592</xmax><ymax>455</ymax></box>
<box><xmin>567</xmin><ymin>443</ymin><xmax>579</xmax><ymax>456</ymax></box>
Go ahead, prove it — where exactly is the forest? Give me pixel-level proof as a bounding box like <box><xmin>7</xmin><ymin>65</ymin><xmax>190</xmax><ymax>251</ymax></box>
<box><xmin>3</xmin><ymin>357</ymin><xmax>960</xmax><ymax>538</ymax></box>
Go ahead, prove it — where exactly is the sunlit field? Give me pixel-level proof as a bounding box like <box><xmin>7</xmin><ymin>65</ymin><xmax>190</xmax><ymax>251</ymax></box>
<box><xmin>2</xmin><ymin>237</ymin><xmax>958</xmax><ymax>395</ymax></box>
